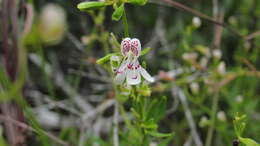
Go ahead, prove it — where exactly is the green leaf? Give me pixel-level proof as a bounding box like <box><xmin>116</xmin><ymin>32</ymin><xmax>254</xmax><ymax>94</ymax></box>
<box><xmin>128</xmin><ymin>0</ymin><xmax>148</xmax><ymax>5</ymax></box>
<box><xmin>96</xmin><ymin>53</ymin><xmax>119</xmax><ymax>65</ymax></box>
<box><xmin>141</xmin><ymin>47</ymin><xmax>152</xmax><ymax>56</ymax></box>
<box><xmin>147</xmin><ymin>131</ymin><xmax>174</xmax><ymax>138</ymax></box>
<box><xmin>77</xmin><ymin>1</ymin><xmax>107</xmax><ymax>11</ymax></box>
<box><xmin>146</xmin><ymin>96</ymin><xmax>167</xmax><ymax>122</ymax></box>
<box><xmin>233</xmin><ymin>113</ymin><xmax>247</xmax><ymax>137</ymax></box>
<box><xmin>141</xmin><ymin>119</ymin><xmax>158</xmax><ymax>129</ymax></box>
<box><xmin>112</xmin><ymin>4</ymin><xmax>125</xmax><ymax>21</ymax></box>
<box><xmin>239</xmin><ymin>137</ymin><xmax>260</xmax><ymax>146</ymax></box>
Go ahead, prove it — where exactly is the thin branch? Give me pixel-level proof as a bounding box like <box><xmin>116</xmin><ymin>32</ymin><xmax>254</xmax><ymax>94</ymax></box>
<box><xmin>0</xmin><ymin>115</ymin><xmax>71</xmax><ymax>146</ymax></box>
<box><xmin>172</xmin><ymin>87</ymin><xmax>203</xmax><ymax>146</ymax></box>
<box><xmin>149</xmin><ymin>0</ymin><xmax>255</xmax><ymax>39</ymax></box>
<box><xmin>205</xmin><ymin>93</ymin><xmax>219</xmax><ymax>146</ymax></box>
<box><xmin>23</xmin><ymin>4</ymin><xmax>34</xmax><ymax>35</ymax></box>
<box><xmin>81</xmin><ymin>99</ymin><xmax>115</xmax><ymax>121</ymax></box>
<box><xmin>212</xmin><ymin>13</ymin><xmax>224</xmax><ymax>49</ymax></box>
<box><xmin>245</xmin><ymin>31</ymin><xmax>260</xmax><ymax>40</ymax></box>
<box><xmin>113</xmin><ymin>101</ymin><xmax>119</xmax><ymax>146</ymax></box>
<box><xmin>66</xmin><ymin>32</ymin><xmax>85</xmax><ymax>51</ymax></box>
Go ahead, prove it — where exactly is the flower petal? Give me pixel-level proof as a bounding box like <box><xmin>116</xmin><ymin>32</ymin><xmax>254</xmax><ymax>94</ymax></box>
<box><xmin>139</xmin><ymin>67</ymin><xmax>154</xmax><ymax>83</ymax></box>
<box><xmin>130</xmin><ymin>38</ymin><xmax>141</xmax><ymax>57</ymax></box>
<box><xmin>114</xmin><ymin>72</ymin><xmax>126</xmax><ymax>84</ymax></box>
<box><xmin>121</xmin><ymin>38</ymin><xmax>131</xmax><ymax>56</ymax></box>
<box><xmin>126</xmin><ymin>69</ymin><xmax>141</xmax><ymax>85</ymax></box>
<box><xmin>117</xmin><ymin>58</ymin><xmax>130</xmax><ymax>73</ymax></box>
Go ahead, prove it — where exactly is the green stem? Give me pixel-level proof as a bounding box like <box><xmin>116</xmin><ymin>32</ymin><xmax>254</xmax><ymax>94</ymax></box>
<box><xmin>122</xmin><ymin>9</ymin><xmax>129</xmax><ymax>37</ymax></box>
<box><xmin>205</xmin><ymin>93</ymin><xmax>220</xmax><ymax>146</ymax></box>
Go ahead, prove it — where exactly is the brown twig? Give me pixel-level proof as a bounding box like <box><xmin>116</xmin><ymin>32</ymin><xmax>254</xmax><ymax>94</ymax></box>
<box><xmin>212</xmin><ymin>13</ymin><xmax>224</xmax><ymax>49</ymax></box>
<box><xmin>23</xmin><ymin>4</ymin><xmax>34</xmax><ymax>36</ymax></box>
<box><xmin>0</xmin><ymin>115</ymin><xmax>71</xmax><ymax>146</ymax></box>
<box><xmin>245</xmin><ymin>31</ymin><xmax>260</xmax><ymax>40</ymax></box>
<box><xmin>149</xmin><ymin>0</ymin><xmax>260</xmax><ymax>40</ymax></box>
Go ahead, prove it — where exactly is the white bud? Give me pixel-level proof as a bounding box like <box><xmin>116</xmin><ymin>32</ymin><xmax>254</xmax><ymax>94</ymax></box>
<box><xmin>190</xmin><ymin>82</ymin><xmax>199</xmax><ymax>94</ymax></box>
<box><xmin>39</xmin><ymin>3</ymin><xmax>67</xmax><ymax>45</ymax></box>
<box><xmin>199</xmin><ymin>116</ymin><xmax>209</xmax><ymax>128</ymax></box>
<box><xmin>192</xmin><ymin>17</ymin><xmax>201</xmax><ymax>28</ymax></box>
<box><xmin>212</xmin><ymin>49</ymin><xmax>222</xmax><ymax>60</ymax></box>
<box><xmin>244</xmin><ymin>41</ymin><xmax>251</xmax><ymax>49</ymax></box>
<box><xmin>228</xmin><ymin>16</ymin><xmax>237</xmax><ymax>25</ymax></box>
<box><xmin>235</xmin><ymin>95</ymin><xmax>243</xmax><ymax>103</ymax></box>
<box><xmin>217</xmin><ymin>111</ymin><xmax>227</xmax><ymax>122</ymax></box>
<box><xmin>149</xmin><ymin>142</ymin><xmax>158</xmax><ymax>146</ymax></box>
<box><xmin>200</xmin><ymin>57</ymin><xmax>208</xmax><ymax>68</ymax></box>
<box><xmin>217</xmin><ymin>61</ymin><xmax>226</xmax><ymax>75</ymax></box>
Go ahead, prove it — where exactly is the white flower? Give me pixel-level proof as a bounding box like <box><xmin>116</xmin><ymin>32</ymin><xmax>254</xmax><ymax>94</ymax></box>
<box><xmin>114</xmin><ymin>38</ymin><xmax>154</xmax><ymax>85</ymax></box>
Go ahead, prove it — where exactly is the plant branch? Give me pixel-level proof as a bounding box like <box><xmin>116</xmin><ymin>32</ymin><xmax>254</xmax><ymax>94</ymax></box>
<box><xmin>113</xmin><ymin>101</ymin><xmax>119</xmax><ymax>146</ymax></box>
<box><xmin>172</xmin><ymin>87</ymin><xmax>203</xmax><ymax>146</ymax></box>
<box><xmin>149</xmin><ymin>0</ymin><xmax>260</xmax><ymax>40</ymax></box>
<box><xmin>205</xmin><ymin>93</ymin><xmax>219</xmax><ymax>146</ymax></box>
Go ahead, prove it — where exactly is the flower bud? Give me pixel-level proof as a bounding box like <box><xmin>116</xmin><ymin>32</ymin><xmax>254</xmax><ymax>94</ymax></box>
<box><xmin>228</xmin><ymin>16</ymin><xmax>237</xmax><ymax>25</ymax></box>
<box><xmin>212</xmin><ymin>49</ymin><xmax>222</xmax><ymax>60</ymax></box>
<box><xmin>192</xmin><ymin>17</ymin><xmax>201</xmax><ymax>28</ymax></box>
<box><xmin>235</xmin><ymin>95</ymin><xmax>243</xmax><ymax>103</ymax></box>
<box><xmin>149</xmin><ymin>142</ymin><xmax>158</xmax><ymax>146</ymax></box>
<box><xmin>39</xmin><ymin>4</ymin><xmax>67</xmax><ymax>45</ymax></box>
<box><xmin>217</xmin><ymin>61</ymin><xmax>226</xmax><ymax>75</ymax></box>
<box><xmin>199</xmin><ymin>116</ymin><xmax>209</xmax><ymax>128</ymax></box>
<box><xmin>200</xmin><ymin>57</ymin><xmax>208</xmax><ymax>68</ymax></box>
<box><xmin>190</xmin><ymin>82</ymin><xmax>199</xmax><ymax>94</ymax></box>
<box><xmin>217</xmin><ymin>111</ymin><xmax>227</xmax><ymax>122</ymax></box>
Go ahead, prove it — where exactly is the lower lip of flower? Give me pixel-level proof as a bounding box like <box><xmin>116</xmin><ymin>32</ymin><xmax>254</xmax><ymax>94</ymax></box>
<box><xmin>132</xmin><ymin>75</ymin><xmax>138</xmax><ymax>79</ymax></box>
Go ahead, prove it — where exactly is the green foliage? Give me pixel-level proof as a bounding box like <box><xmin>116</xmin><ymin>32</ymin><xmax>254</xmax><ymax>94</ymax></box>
<box><xmin>127</xmin><ymin>0</ymin><xmax>148</xmax><ymax>6</ymax></box>
<box><xmin>234</xmin><ymin>114</ymin><xmax>260</xmax><ymax>146</ymax></box>
<box><xmin>77</xmin><ymin>1</ymin><xmax>108</xmax><ymax>11</ymax></box>
<box><xmin>112</xmin><ymin>4</ymin><xmax>125</xmax><ymax>21</ymax></box>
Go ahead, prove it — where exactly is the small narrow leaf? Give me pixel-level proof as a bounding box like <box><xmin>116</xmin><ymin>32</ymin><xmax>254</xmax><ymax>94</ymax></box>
<box><xmin>96</xmin><ymin>53</ymin><xmax>119</xmax><ymax>65</ymax></box>
<box><xmin>141</xmin><ymin>47</ymin><xmax>152</xmax><ymax>56</ymax></box>
<box><xmin>112</xmin><ymin>4</ymin><xmax>124</xmax><ymax>21</ymax></box>
<box><xmin>147</xmin><ymin>131</ymin><xmax>174</xmax><ymax>138</ymax></box>
<box><xmin>77</xmin><ymin>1</ymin><xmax>106</xmax><ymax>11</ymax></box>
<box><xmin>239</xmin><ymin>137</ymin><xmax>260</xmax><ymax>146</ymax></box>
<box><xmin>128</xmin><ymin>0</ymin><xmax>148</xmax><ymax>5</ymax></box>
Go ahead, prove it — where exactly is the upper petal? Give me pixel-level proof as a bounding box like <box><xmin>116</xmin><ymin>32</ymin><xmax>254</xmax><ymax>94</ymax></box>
<box><xmin>130</xmin><ymin>38</ymin><xmax>141</xmax><ymax>57</ymax></box>
<box><xmin>121</xmin><ymin>38</ymin><xmax>131</xmax><ymax>56</ymax></box>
